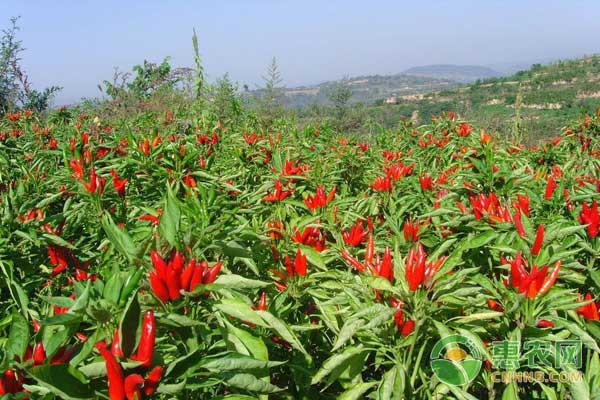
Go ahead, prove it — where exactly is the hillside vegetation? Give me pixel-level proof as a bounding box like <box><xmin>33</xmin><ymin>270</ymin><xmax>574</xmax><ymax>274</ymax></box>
<box><xmin>403</xmin><ymin>64</ymin><xmax>501</xmax><ymax>83</ymax></box>
<box><xmin>251</xmin><ymin>73</ymin><xmax>460</xmax><ymax>108</ymax></box>
<box><xmin>371</xmin><ymin>55</ymin><xmax>600</xmax><ymax>140</ymax></box>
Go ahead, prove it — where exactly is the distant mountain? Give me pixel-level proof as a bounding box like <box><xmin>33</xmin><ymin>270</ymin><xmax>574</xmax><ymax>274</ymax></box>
<box><xmin>403</xmin><ymin>64</ymin><xmax>501</xmax><ymax>83</ymax></box>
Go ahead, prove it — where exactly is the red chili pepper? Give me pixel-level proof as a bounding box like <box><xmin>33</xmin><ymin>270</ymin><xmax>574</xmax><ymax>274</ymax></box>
<box><xmin>165</xmin><ymin>268</ymin><xmax>182</xmax><ymax>300</ymax></box>
<box><xmin>544</xmin><ymin>175</ymin><xmax>557</xmax><ymax>200</ymax></box>
<box><xmin>405</xmin><ymin>244</ymin><xmax>427</xmax><ymax>291</ymax></box>
<box><xmin>111</xmin><ymin>329</ymin><xmax>124</xmax><ymax>358</ymax></box>
<box><xmin>378</xmin><ymin>247</ymin><xmax>393</xmax><ymax>282</ymax></box>
<box><xmin>124</xmin><ymin>374</ymin><xmax>144</xmax><ymax>400</ymax></box>
<box><xmin>513</xmin><ymin>209</ymin><xmax>527</xmax><ymax>238</ymax></box>
<box><xmin>577</xmin><ymin>293</ymin><xmax>600</xmax><ymax>320</ymax></box>
<box><xmin>531</xmin><ymin>224</ymin><xmax>545</xmax><ymax>256</ymax></box>
<box><xmin>202</xmin><ymin>262</ymin><xmax>222</xmax><ymax>284</ymax></box>
<box><xmin>340</xmin><ymin>248</ymin><xmax>365</xmax><ymax>272</ymax></box>
<box><xmin>33</xmin><ymin>342</ymin><xmax>46</xmax><ymax>365</ymax></box>
<box><xmin>149</xmin><ymin>272</ymin><xmax>170</xmax><ymax>302</ymax></box>
<box><xmin>365</xmin><ymin>234</ymin><xmax>374</xmax><ymax>266</ymax></box>
<box><xmin>180</xmin><ymin>258</ymin><xmax>196</xmax><ymax>292</ymax></box>
<box><xmin>537</xmin><ymin>319</ymin><xmax>554</xmax><ymax>328</ymax></box>
<box><xmin>51</xmin><ymin>346</ymin><xmax>75</xmax><ymax>364</ymax></box>
<box><xmin>143</xmin><ymin>366</ymin><xmax>163</xmax><ymax>395</ymax></box>
<box><xmin>538</xmin><ymin>261</ymin><xmax>561</xmax><ymax>295</ymax></box>
<box><xmin>284</xmin><ymin>255</ymin><xmax>294</xmax><ymax>278</ymax></box>
<box><xmin>96</xmin><ymin>342</ymin><xmax>125</xmax><ymax>400</ymax></box>
<box><xmin>189</xmin><ymin>261</ymin><xmax>207</xmax><ymax>292</ymax></box>
<box><xmin>0</xmin><ymin>369</ymin><xmax>22</xmax><ymax>394</ymax></box>
<box><xmin>293</xmin><ymin>250</ymin><xmax>307</xmax><ymax>277</ymax></box>
<box><xmin>508</xmin><ymin>252</ymin><xmax>526</xmax><ymax>289</ymax></box>
<box><xmin>401</xmin><ymin>320</ymin><xmax>415</xmax><ymax>337</ymax></box>
<box><xmin>258</xmin><ymin>292</ymin><xmax>267</xmax><ymax>311</ymax></box>
<box><xmin>170</xmin><ymin>251</ymin><xmax>185</xmax><ymax>275</ymax></box>
<box><xmin>487</xmin><ymin>299</ymin><xmax>504</xmax><ymax>312</ymax></box>
<box><xmin>133</xmin><ymin>310</ymin><xmax>155</xmax><ymax>368</ymax></box>
<box><xmin>150</xmin><ymin>251</ymin><xmax>167</xmax><ymax>280</ymax></box>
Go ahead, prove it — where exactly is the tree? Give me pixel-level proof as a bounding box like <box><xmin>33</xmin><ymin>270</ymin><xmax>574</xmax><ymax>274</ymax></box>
<box><xmin>101</xmin><ymin>57</ymin><xmax>180</xmax><ymax>101</ymax></box>
<box><xmin>257</xmin><ymin>57</ymin><xmax>285</xmax><ymax>129</ymax></box>
<box><xmin>262</xmin><ymin>57</ymin><xmax>283</xmax><ymax>107</ymax></box>
<box><xmin>326</xmin><ymin>78</ymin><xmax>364</xmax><ymax>133</ymax></box>
<box><xmin>213</xmin><ymin>73</ymin><xmax>241</xmax><ymax>122</ymax></box>
<box><xmin>327</xmin><ymin>78</ymin><xmax>352</xmax><ymax>118</ymax></box>
<box><xmin>0</xmin><ymin>17</ymin><xmax>61</xmax><ymax>113</ymax></box>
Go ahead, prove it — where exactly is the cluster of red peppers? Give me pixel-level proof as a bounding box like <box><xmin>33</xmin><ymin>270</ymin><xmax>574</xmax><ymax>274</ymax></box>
<box><xmin>98</xmin><ymin>310</ymin><xmax>163</xmax><ymax>399</ymax></box>
<box><xmin>292</xmin><ymin>226</ymin><xmax>328</xmax><ymax>252</ymax></box>
<box><xmin>271</xmin><ymin>249</ymin><xmax>308</xmax><ymax>291</ymax></box>
<box><xmin>577</xmin><ymin>293</ymin><xmax>600</xmax><ymax>320</ymax></box>
<box><xmin>389</xmin><ymin>297</ymin><xmax>415</xmax><ymax>337</ymax></box>
<box><xmin>342</xmin><ymin>217</ymin><xmax>373</xmax><ymax>247</ymax></box>
<box><xmin>579</xmin><ymin>200</ymin><xmax>599</xmax><ymax>238</ymax></box>
<box><xmin>403</xmin><ymin>217</ymin><xmax>424</xmax><ymax>243</ymax></box>
<box><xmin>69</xmin><ymin>158</ymin><xmax>127</xmax><ymax>197</ymax></box>
<box><xmin>47</xmin><ymin>243</ymin><xmax>96</xmax><ymax>282</ymax></box>
<box><xmin>262</xmin><ymin>180</ymin><xmax>294</xmax><ymax>202</ymax></box>
<box><xmin>503</xmin><ymin>252</ymin><xmax>561</xmax><ymax>299</ymax></box>
<box><xmin>404</xmin><ymin>243</ymin><xmax>445</xmax><ymax>291</ymax></box>
<box><xmin>149</xmin><ymin>250</ymin><xmax>222</xmax><ymax>302</ymax></box>
<box><xmin>304</xmin><ymin>185</ymin><xmax>336</xmax><ymax>211</ymax></box>
<box><xmin>0</xmin><ymin>369</ymin><xmax>23</xmax><ymax>395</ymax></box>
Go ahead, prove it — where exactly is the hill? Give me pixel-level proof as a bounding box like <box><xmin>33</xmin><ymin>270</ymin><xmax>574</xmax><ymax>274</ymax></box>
<box><xmin>369</xmin><ymin>55</ymin><xmax>600</xmax><ymax>140</ymax></box>
<box><xmin>250</xmin><ymin>74</ymin><xmax>461</xmax><ymax>108</ymax></box>
<box><xmin>403</xmin><ymin>64</ymin><xmax>501</xmax><ymax>83</ymax></box>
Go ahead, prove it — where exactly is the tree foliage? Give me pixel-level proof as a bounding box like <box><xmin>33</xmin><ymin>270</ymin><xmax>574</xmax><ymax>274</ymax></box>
<box><xmin>0</xmin><ymin>17</ymin><xmax>61</xmax><ymax>113</ymax></box>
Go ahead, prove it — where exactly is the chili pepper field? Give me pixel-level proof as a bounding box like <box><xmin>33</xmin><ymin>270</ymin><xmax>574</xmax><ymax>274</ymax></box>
<box><xmin>1</xmin><ymin>108</ymin><xmax>600</xmax><ymax>399</ymax></box>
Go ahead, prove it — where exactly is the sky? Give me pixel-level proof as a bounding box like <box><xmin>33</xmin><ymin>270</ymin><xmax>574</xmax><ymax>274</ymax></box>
<box><xmin>2</xmin><ymin>0</ymin><xmax>600</xmax><ymax>104</ymax></box>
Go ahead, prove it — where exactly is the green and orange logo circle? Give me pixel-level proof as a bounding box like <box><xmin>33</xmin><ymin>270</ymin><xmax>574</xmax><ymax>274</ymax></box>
<box><xmin>430</xmin><ymin>334</ymin><xmax>482</xmax><ymax>386</ymax></box>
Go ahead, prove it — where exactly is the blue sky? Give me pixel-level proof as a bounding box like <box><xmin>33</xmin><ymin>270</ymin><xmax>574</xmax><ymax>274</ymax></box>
<box><xmin>3</xmin><ymin>0</ymin><xmax>600</xmax><ymax>104</ymax></box>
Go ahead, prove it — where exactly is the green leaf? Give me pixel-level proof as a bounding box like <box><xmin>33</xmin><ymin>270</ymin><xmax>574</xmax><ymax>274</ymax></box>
<box><xmin>558</xmin><ymin>319</ymin><xmax>600</xmax><ymax>353</ymax></box>
<box><xmin>224</xmin><ymin>322</ymin><xmax>268</xmax><ymax>361</ymax></box>
<box><xmin>101</xmin><ymin>213</ymin><xmax>138</xmax><ymax>262</ymax></box>
<box><xmin>119</xmin><ymin>291</ymin><xmax>141</xmax><ymax>357</ymax></box>
<box><xmin>463</xmin><ymin>230</ymin><xmax>496</xmax><ymax>250</ymax></box>
<box><xmin>69</xmin><ymin>330</ymin><xmax>99</xmax><ymax>367</ymax></box>
<box><xmin>165</xmin><ymin>349</ymin><xmax>202</xmax><ymax>377</ymax></box>
<box><xmin>449</xmin><ymin>311</ymin><xmax>503</xmax><ymax>324</ymax></box>
<box><xmin>332</xmin><ymin>319</ymin><xmax>364</xmax><ymax>352</ymax></box>
<box><xmin>7</xmin><ymin>312</ymin><xmax>29</xmax><ymax>361</ymax></box>
<box><xmin>199</xmin><ymin>353</ymin><xmax>285</xmax><ymax>371</ymax></box>
<box><xmin>43</xmin><ymin>233</ymin><xmax>76</xmax><ymax>250</ymax></box>
<box><xmin>311</xmin><ymin>345</ymin><xmax>366</xmax><ymax>384</ymax></box>
<box><xmin>257</xmin><ymin>311</ymin><xmax>310</xmax><ymax>358</ymax></box>
<box><xmin>299</xmin><ymin>245</ymin><xmax>327</xmax><ymax>271</ymax></box>
<box><xmin>562</xmin><ymin>364</ymin><xmax>589</xmax><ymax>400</ymax></box>
<box><xmin>29</xmin><ymin>364</ymin><xmax>94</xmax><ymax>399</ymax></box>
<box><xmin>103</xmin><ymin>271</ymin><xmax>125</xmax><ymax>305</ymax></box>
<box><xmin>211</xmin><ymin>274</ymin><xmax>270</xmax><ymax>289</ymax></box>
<box><xmin>156</xmin><ymin>379</ymin><xmax>187</xmax><ymax>394</ymax></box>
<box><xmin>224</xmin><ymin>372</ymin><xmax>283</xmax><ymax>393</ymax></box>
<box><xmin>338</xmin><ymin>381</ymin><xmax>377</xmax><ymax>400</ymax></box>
<box><xmin>41</xmin><ymin>313</ymin><xmax>82</xmax><ymax>326</ymax></box>
<box><xmin>158</xmin><ymin>185</ymin><xmax>181</xmax><ymax>247</ymax></box>
<box><xmin>69</xmin><ymin>282</ymin><xmax>90</xmax><ymax>313</ymax></box>
<box><xmin>216</xmin><ymin>298</ymin><xmax>268</xmax><ymax>328</ymax></box>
